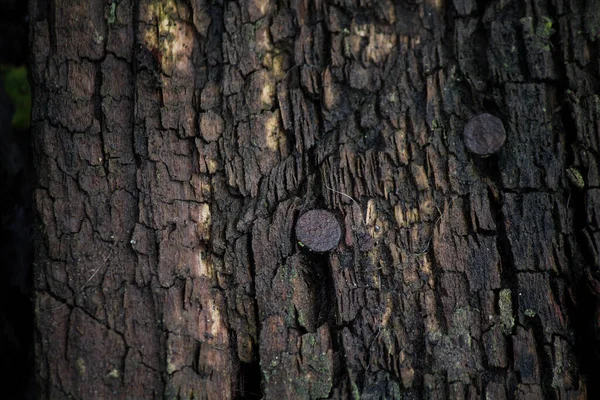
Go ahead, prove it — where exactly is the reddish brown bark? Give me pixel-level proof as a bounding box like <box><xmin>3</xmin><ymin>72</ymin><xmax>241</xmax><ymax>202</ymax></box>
<box><xmin>30</xmin><ymin>0</ymin><xmax>600</xmax><ymax>398</ymax></box>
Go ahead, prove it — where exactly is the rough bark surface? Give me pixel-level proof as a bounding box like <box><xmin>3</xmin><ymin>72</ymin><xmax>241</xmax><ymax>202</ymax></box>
<box><xmin>30</xmin><ymin>0</ymin><xmax>600</xmax><ymax>399</ymax></box>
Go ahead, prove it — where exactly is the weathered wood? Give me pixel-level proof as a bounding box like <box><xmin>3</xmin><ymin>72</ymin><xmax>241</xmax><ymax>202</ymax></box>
<box><xmin>30</xmin><ymin>0</ymin><xmax>600</xmax><ymax>398</ymax></box>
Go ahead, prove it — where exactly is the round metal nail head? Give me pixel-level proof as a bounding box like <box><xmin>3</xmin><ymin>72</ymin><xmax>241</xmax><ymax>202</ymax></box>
<box><xmin>295</xmin><ymin>210</ymin><xmax>341</xmax><ymax>252</ymax></box>
<box><xmin>463</xmin><ymin>113</ymin><xmax>506</xmax><ymax>156</ymax></box>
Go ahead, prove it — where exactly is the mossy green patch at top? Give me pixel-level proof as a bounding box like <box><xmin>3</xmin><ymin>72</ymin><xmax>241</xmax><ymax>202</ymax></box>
<box><xmin>107</xmin><ymin>1</ymin><xmax>118</xmax><ymax>25</ymax></box>
<box><xmin>524</xmin><ymin>309</ymin><xmax>537</xmax><ymax>318</ymax></box>
<box><xmin>566</xmin><ymin>167</ymin><xmax>585</xmax><ymax>190</ymax></box>
<box><xmin>1</xmin><ymin>65</ymin><xmax>31</xmax><ymax>130</ymax></box>
<box><xmin>539</xmin><ymin>17</ymin><xmax>555</xmax><ymax>39</ymax></box>
<box><xmin>520</xmin><ymin>16</ymin><xmax>555</xmax><ymax>43</ymax></box>
<box><xmin>351</xmin><ymin>379</ymin><xmax>361</xmax><ymax>400</ymax></box>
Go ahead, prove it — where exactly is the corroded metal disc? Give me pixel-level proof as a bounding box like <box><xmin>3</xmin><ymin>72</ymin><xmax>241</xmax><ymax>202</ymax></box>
<box><xmin>463</xmin><ymin>113</ymin><xmax>506</xmax><ymax>156</ymax></box>
<box><xmin>295</xmin><ymin>210</ymin><xmax>341</xmax><ymax>252</ymax></box>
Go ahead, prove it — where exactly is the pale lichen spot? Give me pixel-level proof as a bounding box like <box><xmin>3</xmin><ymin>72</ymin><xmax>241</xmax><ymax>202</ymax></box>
<box><xmin>141</xmin><ymin>0</ymin><xmax>194</xmax><ymax>76</ymax></box>
<box><xmin>248</xmin><ymin>69</ymin><xmax>276</xmax><ymax>112</ymax></box>
<box><xmin>207</xmin><ymin>159</ymin><xmax>219</xmax><ymax>174</ymax></box>
<box><xmin>249</xmin><ymin>0</ymin><xmax>272</xmax><ymax>20</ymax></box>
<box><xmin>365</xmin><ymin>199</ymin><xmax>377</xmax><ymax>226</ymax></box>
<box><xmin>195</xmin><ymin>250</ymin><xmax>214</xmax><ymax>278</ymax></box>
<box><xmin>76</xmin><ymin>357</ymin><xmax>86</xmax><ymax>375</ymax></box>
<box><xmin>381</xmin><ymin>294</ymin><xmax>393</xmax><ymax>327</ymax></box>
<box><xmin>394</xmin><ymin>205</ymin><xmax>420</xmax><ymax>228</ymax></box>
<box><xmin>264</xmin><ymin>111</ymin><xmax>284</xmax><ymax>151</ymax></box>
<box><xmin>272</xmin><ymin>53</ymin><xmax>287</xmax><ymax>80</ymax></box>
<box><xmin>262</xmin><ymin>52</ymin><xmax>273</xmax><ymax>70</ymax></box>
<box><xmin>166</xmin><ymin>355</ymin><xmax>178</xmax><ymax>375</ymax></box>
<box><xmin>499</xmin><ymin>289</ymin><xmax>515</xmax><ymax>334</ymax></box>
<box><xmin>261</xmin><ymin>79</ymin><xmax>276</xmax><ymax>110</ymax></box>
<box><xmin>107</xmin><ymin>368</ymin><xmax>120</xmax><ymax>378</ymax></box>
<box><xmin>258</xmin><ymin>0</ymin><xmax>270</xmax><ymax>16</ymax></box>
<box><xmin>394</xmin><ymin>204</ymin><xmax>406</xmax><ymax>228</ymax></box>
<box><xmin>365</xmin><ymin>200</ymin><xmax>386</xmax><ymax>240</ymax></box>
<box><xmin>419</xmin><ymin>256</ymin><xmax>434</xmax><ymax>286</ymax></box>
<box><xmin>141</xmin><ymin>3</ymin><xmax>162</xmax><ymax>51</ymax></box>
<box><xmin>364</xmin><ymin>27</ymin><xmax>396</xmax><ymax>65</ymax></box>
<box><xmin>196</xmin><ymin>203</ymin><xmax>211</xmax><ymax>241</ymax></box>
<box><xmin>167</xmin><ymin>24</ymin><xmax>195</xmax><ymax>75</ymax></box>
<box><xmin>199</xmin><ymin>110</ymin><xmax>224</xmax><ymax>142</ymax></box>
<box><xmin>352</xmin><ymin>23</ymin><xmax>369</xmax><ymax>38</ymax></box>
<box><xmin>256</xmin><ymin>21</ymin><xmax>273</xmax><ymax>53</ymax></box>
<box><xmin>418</xmin><ymin>193</ymin><xmax>436</xmax><ymax>221</ymax></box>
<box><xmin>344</xmin><ymin>35</ymin><xmax>362</xmax><ymax>59</ymax></box>
<box><xmin>426</xmin><ymin>0</ymin><xmax>445</xmax><ymax>11</ymax></box>
<box><xmin>411</xmin><ymin>164</ymin><xmax>430</xmax><ymax>191</ymax></box>
<box><xmin>322</xmin><ymin>67</ymin><xmax>340</xmax><ymax>110</ymax></box>
<box><xmin>199</xmin><ymin>297</ymin><xmax>227</xmax><ymax>346</ymax></box>
<box><xmin>395</xmin><ymin>130</ymin><xmax>409</xmax><ymax>165</ymax></box>
<box><xmin>94</xmin><ymin>31</ymin><xmax>104</xmax><ymax>45</ymax></box>
<box><xmin>142</xmin><ymin>25</ymin><xmax>158</xmax><ymax>53</ymax></box>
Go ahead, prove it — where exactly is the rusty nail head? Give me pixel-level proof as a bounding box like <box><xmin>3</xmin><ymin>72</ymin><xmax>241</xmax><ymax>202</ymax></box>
<box><xmin>295</xmin><ymin>209</ymin><xmax>341</xmax><ymax>252</ymax></box>
<box><xmin>463</xmin><ymin>113</ymin><xmax>506</xmax><ymax>156</ymax></box>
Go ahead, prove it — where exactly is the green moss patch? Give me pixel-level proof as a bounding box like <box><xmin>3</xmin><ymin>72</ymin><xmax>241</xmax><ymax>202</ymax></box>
<box><xmin>1</xmin><ymin>65</ymin><xmax>31</xmax><ymax>130</ymax></box>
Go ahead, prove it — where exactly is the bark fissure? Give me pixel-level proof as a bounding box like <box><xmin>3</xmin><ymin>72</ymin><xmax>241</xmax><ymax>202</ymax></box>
<box><xmin>244</xmin><ymin>230</ymin><xmax>263</xmax><ymax>399</ymax></box>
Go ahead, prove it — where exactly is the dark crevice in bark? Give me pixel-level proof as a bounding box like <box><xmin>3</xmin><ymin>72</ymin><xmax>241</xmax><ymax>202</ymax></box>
<box><xmin>242</xmin><ymin>232</ymin><xmax>263</xmax><ymax>400</ymax></box>
<box><xmin>191</xmin><ymin>341</ymin><xmax>200</xmax><ymax>375</ymax></box>
<box><xmin>571</xmin><ymin>271</ymin><xmax>600</xmax><ymax>398</ymax></box>
<box><xmin>476</xmin><ymin>0</ymin><xmax>494</xmax><ymax>11</ymax></box>
<box><xmin>488</xmin><ymin>186</ymin><xmax>518</xmax><ymax>391</ymax></box>
<box><xmin>514</xmin><ymin>1</ymin><xmax>534</xmax><ymax>84</ymax></box>
<box><xmin>434</xmin><ymin>287</ymin><xmax>451</xmax><ymax>350</ymax></box>
<box><xmin>313</xmin><ymin>252</ymin><xmax>337</xmax><ymax>328</ymax></box>
<box><xmin>46</xmin><ymin>0</ymin><xmax>57</xmax><ymax>53</ymax></box>
<box><xmin>412</xmin><ymin>297</ymin><xmax>428</xmax><ymax>399</ymax></box>
<box><xmin>93</xmin><ymin>61</ymin><xmax>111</xmax><ymax>180</ymax></box>
<box><xmin>330</xmin><ymin>250</ymin><xmax>355</xmax><ymax>395</ymax></box>
<box><xmin>293</xmin><ymin>306</ymin><xmax>309</xmax><ymax>336</ymax></box>
<box><xmin>330</xmin><ymin>325</ymin><xmax>350</xmax><ymax>396</ymax></box>
<box><xmin>527</xmin><ymin>316</ymin><xmax>557</xmax><ymax>399</ymax></box>
<box><xmin>487</xmin><ymin>134</ymin><xmax>518</xmax><ymax>289</ymax></box>
<box><xmin>93</xmin><ymin>62</ymin><xmax>103</xmax><ymax>125</ymax></box>
<box><xmin>131</xmin><ymin>0</ymin><xmax>143</xmax><ymax>173</ymax></box>
<box><xmin>552</xmin><ymin>0</ymin><xmax>600</xmax><ymax>389</ymax></box>
<box><xmin>117</xmin><ymin>345</ymin><xmax>130</xmax><ymax>387</ymax></box>
<box><xmin>570</xmin><ymin>190</ymin><xmax>600</xmax><ymax>397</ymax></box>
<box><xmin>238</xmin><ymin>361</ymin><xmax>262</xmax><ymax>400</ymax></box>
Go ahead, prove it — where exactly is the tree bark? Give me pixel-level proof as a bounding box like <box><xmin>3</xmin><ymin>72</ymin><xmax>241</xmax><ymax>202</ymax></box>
<box><xmin>30</xmin><ymin>0</ymin><xmax>600</xmax><ymax>398</ymax></box>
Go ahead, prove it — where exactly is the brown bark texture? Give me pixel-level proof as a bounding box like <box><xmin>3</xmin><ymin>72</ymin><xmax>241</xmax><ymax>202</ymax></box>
<box><xmin>30</xmin><ymin>0</ymin><xmax>600</xmax><ymax>399</ymax></box>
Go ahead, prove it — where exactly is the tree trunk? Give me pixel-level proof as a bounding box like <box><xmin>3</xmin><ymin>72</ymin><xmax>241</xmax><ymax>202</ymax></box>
<box><xmin>30</xmin><ymin>0</ymin><xmax>600</xmax><ymax>398</ymax></box>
